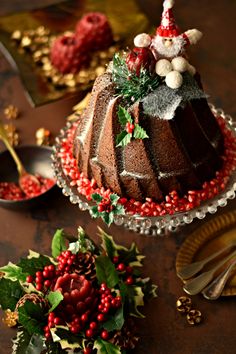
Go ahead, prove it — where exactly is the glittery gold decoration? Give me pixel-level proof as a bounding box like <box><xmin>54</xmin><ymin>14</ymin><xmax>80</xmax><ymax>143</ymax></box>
<box><xmin>4</xmin><ymin>124</ymin><xmax>19</xmax><ymax>146</ymax></box>
<box><xmin>186</xmin><ymin>309</ymin><xmax>202</xmax><ymax>325</ymax></box>
<box><xmin>176</xmin><ymin>296</ymin><xmax>192</xmax><ymax>314</ymax></box>
<box><xmin>10</xmin><ymin>25</ymin><xmax>119</xmax><ymax>91</ymax></box>
<box><xmin>2</xmin><ymin>309</ymin><xmax>18</xmax><ymax>328</ymax></box>
<box><xmin>4</xmin><ymin>105</ymin><xmax>19</xmax><ymax>120</ymax></box>
<box><xmin>35</xmin><ymin>127</ymin><xmax>51</xmax><ymax>146</ymax></box>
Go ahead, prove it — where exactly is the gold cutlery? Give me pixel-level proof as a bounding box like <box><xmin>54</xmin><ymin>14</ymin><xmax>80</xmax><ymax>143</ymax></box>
<box><xmin>183</xmin><ymin>249</ymin><xmax>236</xmax><ymax>295</ymax></box>
<box><xmin>202</xmin><ymin>258</ymin><xmax>236</xmax><ymax>300</ymax></box>
<box><xmin>177</xmin><ymin>242</ymin><xmax>236</xmax><ymax>280</ymax></box>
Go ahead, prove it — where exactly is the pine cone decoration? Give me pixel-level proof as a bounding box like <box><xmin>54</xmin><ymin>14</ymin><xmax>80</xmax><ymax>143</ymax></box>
<box><xmin>74</xmin><ymin>252</ymin><xmax>97</xmax><ymax>282</ymax></box>
<box><xmin>110</xmin><ymin>318</ymin><xmax>139</xmax><ymax>350</ymax></box>
<box><xmin>15</xmin><ymin>293</ymin><xmax>48</xmax><ymax>311</ymax></box>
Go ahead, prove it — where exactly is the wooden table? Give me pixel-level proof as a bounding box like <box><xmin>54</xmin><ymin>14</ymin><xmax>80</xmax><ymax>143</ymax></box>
<box><xmin>0</xmin><ymin>1</ymin><xmax>236</xmax><ymax>353</ymax></box>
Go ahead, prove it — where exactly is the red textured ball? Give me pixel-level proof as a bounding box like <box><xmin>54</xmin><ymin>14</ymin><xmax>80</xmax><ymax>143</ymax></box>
<box><xmin>50</xmin><ymin>33</ymin><xmax>90</xmax><ymax>74</ymax></box>
<box><xmin>75</xmin><ymin>12</ymin><xmax>113</xmax><ymax>51</ymax></box>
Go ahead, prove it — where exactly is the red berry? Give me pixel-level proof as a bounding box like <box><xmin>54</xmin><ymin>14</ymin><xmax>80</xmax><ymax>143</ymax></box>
<box><xmin>48</xmin><ymin>265</ymin><xmax>55</xmax><ymax>272</ymax></box>
<box><xmin>112</xmin><ymin>256</ymin><xmax>119</xmax><ymax>264</ymax></box>
<box><xmin>97</xmin><ymin>313</ymin><xmax>105</xmax><ymax>322</ymax></box>
<box><xmin>101</xmin><ymin>330</ymin><xmax>109</xmax><ymax>340</ymax></box>
<box><xmin>90</xmin><ymin>321</ymin><xmax>97</xmax><ymax>330</ymax></box>
<box><xmin>36</xmin><ymin>284</ymin><xmax>43</xmax><ymax>291</ymax></box>
<box><xmin>36</xmin><ymin>271</ymin><xmax>42</xmax><ymax>277</ymax></box>
<box><xmin>83</xmin><ymin>348</ymin><xmax>92</xmax><ymax>354</ymax></box>
<box><xmin>44</xmin><ymin>280</ymin><xmax>51</xmax><ymax>288</ymax></box>
<box><xmin>86</xmin><ymin>329</ymin><xmax>93</xmax><ymax>338</ymax></box>
<box><xmin>126</xmin><ymin>276</ymin><xmax>134</xmax><ymax>285</ymax></box>
<box><xmin>54</xmin><ymin>317</ymin><xmax>62</xmax><ymax>325</ymax></box>
<box><xmin>81</xmin><ymin>313</ymin><xmax>88</xmax><ymax>322</ymax></box>
<box><xmin>117</xmin><ymin>263</ymin><xmax>125</xmax><ymax>272</ymax></box>
<box><xmin>45</xmin><ymin>332</ymin><xmax>51</xmax><ymax>339</ymax></box>
<box><xmin>26</xmin><ymin>275</ymin><xmax>33</xmax><ymax>283</ymax></box>
<box><xmin>102</xmin><ymin>307</ymin><xmax>109</xmax><ymax>314</ymax></box>
<box><xmin>48</xmin><ymin>312</ymin><xmax>55</xmax><ymax>321</ymax></box>
<box><xmin>70</xmin><ymin>326</ymin><xmax>79</xmax><ymax>334</ymax></box>
<box><xmin>126</xmin><ymin>266</ymin><xmax>133</xmax><ymax>274</ymax></box>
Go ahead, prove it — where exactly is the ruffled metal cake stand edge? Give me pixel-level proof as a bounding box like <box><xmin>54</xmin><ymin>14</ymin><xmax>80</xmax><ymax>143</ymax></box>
<box><xmin>52</xmin><ymin>104</ymin><xmax>236</xmax><ymax>236</ymax></box>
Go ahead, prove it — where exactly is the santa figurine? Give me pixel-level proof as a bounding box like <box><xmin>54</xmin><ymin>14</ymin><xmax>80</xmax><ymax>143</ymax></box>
<box><xmin>132</xmin><ymin>0</ymin><xmax>202</xmax><ymax>89</ymax></box>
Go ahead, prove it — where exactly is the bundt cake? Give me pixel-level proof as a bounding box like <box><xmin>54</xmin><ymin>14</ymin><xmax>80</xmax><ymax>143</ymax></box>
<box><xmin>72</xmin><ymin>0</ymin><xmax>224</xmax><ymax>202</ymax></box>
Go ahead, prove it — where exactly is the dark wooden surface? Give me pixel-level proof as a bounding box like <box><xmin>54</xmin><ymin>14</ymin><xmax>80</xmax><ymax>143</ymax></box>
<box><xmin>0</xmin><ymin>1</ymin><xmax>236</xmax><ymax>353</ymax></box>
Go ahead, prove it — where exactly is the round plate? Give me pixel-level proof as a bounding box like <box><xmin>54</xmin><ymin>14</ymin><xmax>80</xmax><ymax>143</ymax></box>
<box><xmin>176</xmin><ymin>210</ymin><xmax>236</xmax><ymax>296</ymax></box>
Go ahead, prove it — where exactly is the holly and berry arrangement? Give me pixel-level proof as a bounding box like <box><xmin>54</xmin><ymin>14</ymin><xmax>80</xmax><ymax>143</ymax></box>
<box><xmin>0</xmin><ymin>227</ymin><xmax>157</xmax><ymax>354</ymax></box>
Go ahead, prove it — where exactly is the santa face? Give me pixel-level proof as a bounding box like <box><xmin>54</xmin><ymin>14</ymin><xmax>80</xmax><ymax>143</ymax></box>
<box><xmin>151</xmin><ymin>35</ymin><xmax>185</xmax><ymax>58</ymax></box>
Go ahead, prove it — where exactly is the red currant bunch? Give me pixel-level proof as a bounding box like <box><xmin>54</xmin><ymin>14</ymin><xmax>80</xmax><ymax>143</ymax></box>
<box><xmin>56</xmin><ymin>250</ymin><xmax>76</xmax><ymax>273</ymax></box>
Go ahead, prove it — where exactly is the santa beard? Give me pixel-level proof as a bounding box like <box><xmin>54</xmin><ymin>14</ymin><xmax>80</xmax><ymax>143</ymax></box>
<box><xmin>151</xmin><ymin>35</ymin><xmax>185</xmax><ymax>59</ymax></box>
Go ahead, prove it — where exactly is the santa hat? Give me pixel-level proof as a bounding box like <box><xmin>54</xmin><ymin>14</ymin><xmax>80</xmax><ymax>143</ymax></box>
<box><xmin>156</xmin><ymin>0</ymin><xmax>181</xmax><ymax>38</ymax></box>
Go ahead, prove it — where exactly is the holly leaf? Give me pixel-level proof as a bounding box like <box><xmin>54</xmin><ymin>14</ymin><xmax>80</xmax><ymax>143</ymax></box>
<box><xmin>116</xmin><ymin>131</ymin><xmax>132</xmax><ymax>147</ymax></box>
<box><xmin>118</xmin><ymin>106</ymin><xmax>132</xmax><ymax>125</ymax></box>
<box><xmin>102</xmin><ymin>212</ymin><xmax>114</xmax><ymax>226</ymax></box>
<box><xmin>133</xmin><ymin>124</ymin><xmax>149</xmax><ymax>140</ymax></box>
<box><xmin>50</xmin><ymin>326</ymin><xmax>82</xmax><ymax>350</ymax></box>
<box><xmin>135</xmin><ymin>277</ymin><xmax>158</xmax><ymax>300</ymax></box>
<box><xmin>51</xmin><ymin>229</ymin><xmax>67</xmax><ymax>259</ymax></box>
<box><xmin>118</xmin><ymin>243</ymin><xmax>145</xmax><ymax>267</ymax></box>
<box><xmin>0</xmin><ymin>262</ymin><xmax>27</xmax><ymax>282</ymax></box>
<box><xmin>46</xmin><ymin>291</ymin><xmax>64</xmax><ymax>313</ymax></box>
<box><xmin>113</xmin><ymin>204</ymin><xmax>125</xmax><ymax>216</ymax></box>
<box><xmin>92</xmin><ymin>193</ymin><xmax>103</xmax><ymax>203</ymax></box>
<box><xmin>46</xmin><ymin>341</ymin><xmax>68</xmax><ymax>354</ymax></box>
<box><xmin>103</xmin><ymin>306</ymin><xmax>124</xmax><ymax>332</ymax></box>
<box><xmin>98</xmin><ymin>228</ymin><xmax>118</xmax><ymax>258</ymax></box>
<box><xmin>0</xmin><ymin>278</ymin><xmax>24</xmax><ymax>310</ymax></box>
<box><xmin>18</xmin><ymin>301</ymin><xmax>46</xmax><ymax>335</ymax></box>
<box><xmin>17</xmin><ymin>252</ymin><xmax>53</xmax><ymax>276</ymax></box>
<box><xmin>94</xmin><ymin>338</ymin><xmax>121</xmax><ymax>354</ymax></box>
<box><xmin>12</xmin><ymin>327</ymin><xmax>46</xmax><ymax>354</ymax></box>
<box><xmin>95</xmin><ymin>255</ymin><xmax>119</xmax><ymax>288</ymax></box>
<box><xmin>109</xmin><ymin>194</ymin><xmax>120</xmax><ymax>206</ymax></box>
<box><xmin>90</xmin><ymin>205</ymin><xmax>100</xmax><ymax>218</ymax></box>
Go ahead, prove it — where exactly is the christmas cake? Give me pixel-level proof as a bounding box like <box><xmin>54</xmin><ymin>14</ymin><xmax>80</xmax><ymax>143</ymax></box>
<box><xmin>72</xmin><ymin>0</ymin><xmax>224</xmax><ymax>202</ymax></box>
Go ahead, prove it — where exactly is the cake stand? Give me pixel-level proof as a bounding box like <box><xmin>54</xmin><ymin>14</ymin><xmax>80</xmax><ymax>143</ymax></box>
<box><xmin>52</xmin><ymin>104</ymin><xmax>236</xmax><ymax>236</ymax></box>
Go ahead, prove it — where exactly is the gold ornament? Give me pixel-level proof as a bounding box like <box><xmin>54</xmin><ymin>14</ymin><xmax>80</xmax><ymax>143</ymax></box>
<box><xmin>186</xmin><ymin>309</ymin><xmax>202</xmax><ymax>325</ymax></box>
<box><xmin>35</xmin><ymin>127</ymin><xmax>51</xmax><ymax>146</ymax></box>
<box><xmin>4</xmin><ymin>124</ymin><xmax>19</xmax><ymax>146</ymax></box>
<box><xmin>4</xmin><ymin>105</ymin><xmax>19</xmax><ymax>120</ymax></box>
<box><xmin>11</xmin><ymin>30</ymin><xmax>22</xmax><ymax>42</ymax></box>
<box><xmin>176</xmin><ymin>296</ymin><xmax>192</xmax><ymax>314</ymax></box>
<box><xmin>2</xmin><ymin>309</ymin><xmax>18</xmax><ymax>328</ymax></box>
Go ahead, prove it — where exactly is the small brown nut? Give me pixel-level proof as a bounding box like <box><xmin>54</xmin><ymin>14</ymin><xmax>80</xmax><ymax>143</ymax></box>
<box><xmin>176</xmin><ymin>296</ymin><xmax>192</xmax><ymax>314</ymax></box>
<box><xmin>186</xmin><ymin>309</ymin><xmax>202</xmax><ymax>325</ymax></box>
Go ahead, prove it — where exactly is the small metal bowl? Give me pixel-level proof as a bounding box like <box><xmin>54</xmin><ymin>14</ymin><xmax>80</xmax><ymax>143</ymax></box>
<box><xmin>0</xmin><ymin>145</ymin><xmax>56</xmax><ymax>210</ymax></box>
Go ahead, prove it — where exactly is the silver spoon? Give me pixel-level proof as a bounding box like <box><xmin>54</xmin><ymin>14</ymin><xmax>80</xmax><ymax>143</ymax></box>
<box><xmin>183</xmin><ymin>249</ymin><xmax>236</xmax><ymax>295</ymax></box>
<box><xmin>177</xmin><ymin>241</ymin><xmax>236</xmax><ymax>280</ymax></box>
<box><xmin>0</xmin><ymin>120</ymin><xmax>40</xmax><ymax>196</ymax></box>
<box><xmin>202</xmin><ymin>258</ymin><xmax>236</xmax><ymax>300</ymax></box>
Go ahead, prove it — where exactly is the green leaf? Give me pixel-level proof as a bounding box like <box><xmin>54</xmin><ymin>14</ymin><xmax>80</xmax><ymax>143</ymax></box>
<box><xmin>94</xmin><ymin>338</ymin><xmax>121</xmax><ymax>354</ymax></box>
<box><xmin>118</xmin><ymin>243</ymin><xmax>144</xmax><ymax>267</ymax></box>
<box><xmin>92</xmin><ymin>193</ymin><xmax>103</xmax><ymax>202</ymax></box>
<box><xmin>17</xmin><ymin>253</ymin><xmax>53</xmax><ymax>276</ymax></box>
<box><xmin>102</xmin><ymin>212</ymin><xmax>114</xmax><ymax>226</ymax></box>
<box><xmin>12</xmin><ymin>327</ymin><xmax>46</xmax><ymax>354</ymax></box>
<box><xmin>116</xmin><ymin>131</ymin><xmax>132</xmax><ymax>147</ymax></box>
<box><xmin>68</xmin><ymin>227</ymin><xmax>96</xmax><ymax>254</ymax></box>
<box><xmin>46</xmin><ymin>291</ymin><xmax>64</xmax><ymax>313</ymax></box>
<box><xmin>95</xmin><ymin>255</ymin><xmax>119</xmax><ymax>288</ymax></box>
<box><xmin>90</xmin><ymin>205</ymin><xmax>100</xmax><ymax>218</ymax></box>
<box><xmin>50</xmin><ymin>326</ymin><xmax>82</xmax><ymax>350</ymax></box>
<box><xmin>0</xmin><ymin>278</ymin><xmax>24</xmax><ymax>310</ymax></box>
<box><xmin>46</xmin><ymin>341</ymin><xmax>68</xmax><ymax>354</ymax></box>
<box><xmin>18</xmin><ymin>301</ymin><xmax>46</xmax><ymax>335</ymax></box>
<box><xmin>113</xmin><ymin>204</ymin><xmax>125</xmax><ymax>216</ymax></box>
<box><xmin>109</xmin><ymin>194</ymin><xmax>120</xmax><ymax>206</ymax></box>
<box><xmin>51</xmin><ymin>229</ymin><xmax>67</xmax><ymax>259</ymax></box>
<box><xmin>103</xmin><ymin>306</ymin><xmax>124</xmax><ymax>332</ymax></box>
<box><xmin>98</xmin><ymin>228</ymin><xmax>118</xmax><ymax>258</ymax></box>
<box><xmin>118</xmin><ymin>106</ymin><xmax>132</xmax><ymax>125</ymax></box>
<box><xmin>133</xmin><ymin>124</ymin><xmax>149</xmax><ymax>140</ymax></box>
<box><xmin>0</xmin><ymin>262</ymin><xmax>27</xmax><ymax>282</ymax></box>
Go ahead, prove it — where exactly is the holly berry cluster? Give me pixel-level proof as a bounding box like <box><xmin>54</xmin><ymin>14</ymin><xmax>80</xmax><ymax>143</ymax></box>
<box><xmin>50</xmin><ymin>12</ymin><xmax>113</xmax><ymax>74</ymax></box>
<box><xmin>0</xmin><ymin>228</ymin><xmax>157</xmax><ymax>354</ymax></box>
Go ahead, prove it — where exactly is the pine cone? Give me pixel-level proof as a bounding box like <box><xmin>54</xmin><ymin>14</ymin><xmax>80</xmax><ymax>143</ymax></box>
<box><xmin>110</xmin><ymin>318</ymin><xmax>139</xmax><ymax>350</ymax></box>
<box><xmin>74</xmin><ymin>252</ymin><xmax>97</xmax><ymax>282</ymax></box>
<box><xmin>15</xmin><ymin>293</ymin><xmax>48</xmax><ymax>311</ymax></box>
